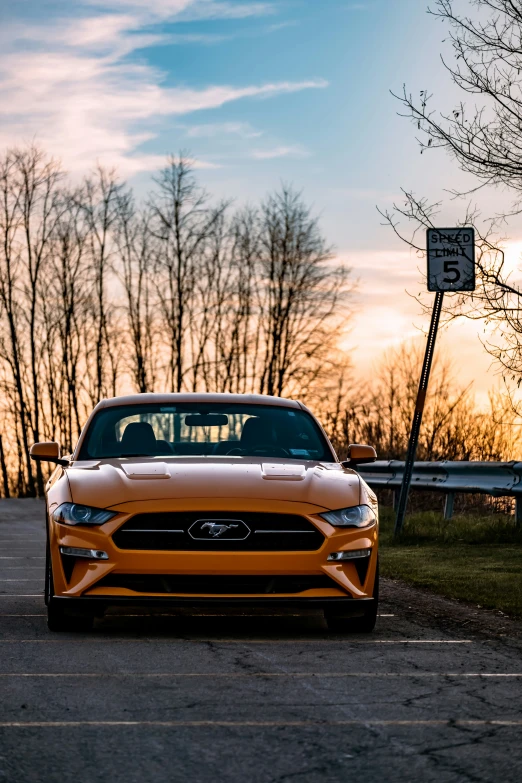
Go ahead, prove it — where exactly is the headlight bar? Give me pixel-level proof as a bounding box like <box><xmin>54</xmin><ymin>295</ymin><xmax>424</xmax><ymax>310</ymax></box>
<box><xmin>53</xmin><ymin>503</ymin><xmax>116</xmax><ymax>526</ymax></box>
<box><xmin>327</xmin><ymin>548</ymin><xmax>372</xmax><ymax>561</ymax></box>
<box><xmin>319</xmin><ymin>504</ymin><xmax>376</xmax><ymax>528</ymax></box>
<box><xmin>60</xmin><ymin>546</ymin><xmax>109</xmax><ymax>560</ymax></box>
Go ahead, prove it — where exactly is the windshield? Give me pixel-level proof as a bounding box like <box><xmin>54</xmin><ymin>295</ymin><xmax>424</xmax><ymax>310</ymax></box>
<box><xmin>77</xmin><ymin>403</ymin><xmax>334</xmax><ymax>462</ymax></box>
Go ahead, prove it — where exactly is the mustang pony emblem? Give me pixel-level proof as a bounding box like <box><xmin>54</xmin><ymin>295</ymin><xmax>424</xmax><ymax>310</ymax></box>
<box><xmin>200</xmin><ymin>521</ymin><xmax>239</xmax><ymax>538</ymax></box>
<box><xmin>188</xmin><ymin>518</ymin><xmax>250</xmax><ymax>541</ymax></box>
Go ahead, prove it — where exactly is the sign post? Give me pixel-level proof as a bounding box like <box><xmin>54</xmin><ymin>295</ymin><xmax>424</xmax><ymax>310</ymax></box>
<box><xmin>394</xmin><ymin>228</ymin><xmax>476</xmax><ymax>536</ymax></box>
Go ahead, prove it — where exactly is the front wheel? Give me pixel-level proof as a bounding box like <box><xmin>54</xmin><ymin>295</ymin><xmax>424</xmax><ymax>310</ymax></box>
<box><xmin>325</xmin><ymin>560</ymin><xmax>379</xmax><ymax>634</ymax></box>
<box><xmin>47</xmin><ymin>600</ymin><xmax>94</xmax><ymax>632</ymax></box>
<box><xmin>46</xmin><ymin>546</ymin><xmax>94</xmax><ymax>632</ymax></box>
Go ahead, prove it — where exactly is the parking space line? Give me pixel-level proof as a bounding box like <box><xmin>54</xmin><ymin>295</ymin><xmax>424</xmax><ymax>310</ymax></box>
<box><xmin>0</xmin><ymin>612</ymin><xmax>310</xmax><ymax>618</ymax></box>
<box><xmin>0</xmin><ymin>672</ymin><xmax>519</xmax><ymax>678</ymax></box>
<box><xmin>0</xmin><ymin>639</ymin><xmax>473</xmax><ymax>644</ymax></box>
<box><xmin>0</xmin><ymin>719</ymin><xmax>520</xmax><ymax>728</ymax></box>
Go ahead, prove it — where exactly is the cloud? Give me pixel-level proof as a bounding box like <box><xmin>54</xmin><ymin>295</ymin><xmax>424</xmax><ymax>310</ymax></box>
<box><xmin>161</xmin><ymin>32</ymin><xmax>232</xmax><ymax>43</ymax></box>
<box><xmin>84</xmin><ymin>1</ymin><xmax>275</xmax><ymax>21</ymax></box>
<box><xmin>251</xmin><ymin>145</ymin><xmax>310</xmax><ymax>160</ymax></box>
<box><xmin>266</xmin><ymin>21</ymin><xmax>299</xmax><ymax>32</ymax></box>
<box><xmin>163</xmin><ymin>82</ymin><xmax>327</xmax><ymax>115</ymax></box>
<box><xmin>184</xmin><ymin>122</ymin><xmax>263</xmax><ymax>138</ymax></box>
<box><xmin>85</xmin><ymin>0</ymin><xmax>193</xmax><ymax>10</ymax></box>
<box><xmin>177</xmin><ymin>1</ymin><xmax>275</xmax><ymax>20</ymax></box>
<box><xmin>0</xmin><ymin>2</ymin><xmax>327</xmax><ymax>175</ymax></box>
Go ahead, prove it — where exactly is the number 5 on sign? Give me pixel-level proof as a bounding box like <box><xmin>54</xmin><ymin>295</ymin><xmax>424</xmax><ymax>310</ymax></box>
<box><xmin>427</xmin><ymin>228</ymin><xmax>475</xmax><ymax>292</ymax></box>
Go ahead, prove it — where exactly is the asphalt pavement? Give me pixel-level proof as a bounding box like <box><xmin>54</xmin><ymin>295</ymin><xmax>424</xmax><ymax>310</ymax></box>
<box><xmin>1</xmin><ymin>499</ymin><xmax>521</xmax><ymax>783</ymax></box>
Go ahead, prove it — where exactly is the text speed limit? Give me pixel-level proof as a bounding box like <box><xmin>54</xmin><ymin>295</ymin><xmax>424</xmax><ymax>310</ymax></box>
<box><xmin>427</xmin><ymin>228</ymin><xmax>475</xmax><ymax>292</ymax></box>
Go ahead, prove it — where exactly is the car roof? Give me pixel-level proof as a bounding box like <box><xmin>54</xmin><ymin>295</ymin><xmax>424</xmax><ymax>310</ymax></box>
<box><xmin>95</xmin><ymin>393</ymin><xmax>303</xmax><ymax>411</ymax></box>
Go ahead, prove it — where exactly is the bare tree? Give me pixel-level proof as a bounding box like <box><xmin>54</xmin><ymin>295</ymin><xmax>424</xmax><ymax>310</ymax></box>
<box><xmin>0</xmin><ymin>434</ymin><xmax>9</xmax><ymax>498</ymax></box>
<box><xmin>43</xmin><ymin>192</ymin><xmax>91</xmax><ymax>451</ymax></box>
<box><xmin>78</xmin><ymin>166</ymin><xmax>122</xmax><ymax>404</ymax></box>
<box><xmin>220</xmin><ymin>207</ymin><xmax>261</xmax><ymax>393</ymax></box>
<box><xmin>0</xmin><ymin>147</ymin><xmax>65</xmax><ymax>494</ymax></box>
<box><xmin>18</xmin><ymin>149</ymin><xmax>64</xmax><ymax>493</ymax></box>
<box><xmin>379</xmin><ymin>1</ymin><xmax>522</xmax><ymax>401</ymax></box>
<box><xmin>397</xmin><ymin>1</ymin><xmax>522</xmax><ymax>200</ymax></box>
<box><xmin>190</xmin><ymin>205</ymin><xmax>262</xmax><ymax>394</ymax></box>
<box><xmin>257</xmin><ymin>186</ymin><xmax>349</xmax><ymax>398</ymax></box>
<box><xmin>149</xmin><ymin>156</ymin><xmax>226</xmax><ymax>393</ymax></box>
<box><xmin>184</xmin><ymin>202</ymin><xmax>235</xmax><ymax>392</ymax></box>
<box><xmin>0</xmin><ymin>150</ymin><xmax>31</xmax><ymax>494</ymax></box>
<box><xmin>114</xmin><ymin>193</ymin><xmax>158</xmax><ymax>393</ymax></box>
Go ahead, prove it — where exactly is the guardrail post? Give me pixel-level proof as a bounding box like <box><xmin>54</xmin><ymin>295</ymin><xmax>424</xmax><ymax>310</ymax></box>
<box><xmin>393</xmin><ymin>489</ymin><xmax>400</xmax><ymax>511</ymax></box>
<box><xmin>516</xmin><ymin>497</ymin><xmax>522</xmax><ymax>528</ymax></box>
<box><xmin>444</xmin><ymin>493</ymin><xmax>455</xmax><ymax>520</ymax></box>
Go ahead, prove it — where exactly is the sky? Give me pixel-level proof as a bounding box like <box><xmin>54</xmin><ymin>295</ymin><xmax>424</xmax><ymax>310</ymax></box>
<box><xmin>2</xmin><ymin>0</ymin><xmax>520</xmax><ymax>404</ymax></box>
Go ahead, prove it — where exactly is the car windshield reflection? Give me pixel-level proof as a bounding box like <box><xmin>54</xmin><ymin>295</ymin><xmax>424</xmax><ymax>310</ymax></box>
<box><xmin>77</xmin><ymin>403</ymin><xmax>333</xmax><ymax>462</ymax></box>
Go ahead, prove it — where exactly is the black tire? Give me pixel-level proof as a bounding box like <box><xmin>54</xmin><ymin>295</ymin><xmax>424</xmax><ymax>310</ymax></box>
<box><xmin>46</xmin><ymin>538</ymin><xmax>94</xmax><ymax>632</ymax></box>
<box><xmin>44</xmin><ymin>538</ymin><xmax>51</xmax><ymax>606</ymax></box>
<box><xmin>47</xmin><ymin>600</ymin><xmax>94</xmax><ymax>632</ymax></box>
<box><xmin>325</xmin><ymin>560</ymin><xmax>379</xmax><ymax>634</ymax></box>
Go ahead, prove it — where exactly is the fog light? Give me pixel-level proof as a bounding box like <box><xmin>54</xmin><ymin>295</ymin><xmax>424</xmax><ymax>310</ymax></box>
<box><xmin>327</xmin><ymin>548</ymin><xmax>371</xmax><ymax>561</ymax></box>
<box><xmin>59</xmin><ymin>546</ymin><xmax>109</xmax><ymax>560</ymax></box>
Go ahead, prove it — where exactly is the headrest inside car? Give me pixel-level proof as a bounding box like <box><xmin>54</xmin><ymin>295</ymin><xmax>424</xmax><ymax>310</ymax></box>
<box><xmin>120</xmin><ymin>422</ymin><xmax>157</xmax><ymax>454</ymax></box>
<box><xmin>241</xmin><ymin>417</ymin><xmax>274</xmax><ymax>447</ymax></box>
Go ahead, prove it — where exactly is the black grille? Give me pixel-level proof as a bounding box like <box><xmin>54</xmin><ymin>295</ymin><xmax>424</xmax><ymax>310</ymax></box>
<box><xmin>112</xmin><ymin>512</ymin><xmax>324</xmax><ymax>552</ymax></box>
<box><xmin>95</xmin><ymin>573</ymin><xmax>334</xmax><ymax>594</ymax></box>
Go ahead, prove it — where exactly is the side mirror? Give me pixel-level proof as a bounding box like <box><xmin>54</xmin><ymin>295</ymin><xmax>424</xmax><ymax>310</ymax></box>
<box><xmin>341</xmin><ymin>443</ymin><xmax>377</xmax><ymax>470</ymax></box>
<box><xmin>30</xmin><ymin>442</ymin><xmax>69</xmax><ymax>467</ymax></box>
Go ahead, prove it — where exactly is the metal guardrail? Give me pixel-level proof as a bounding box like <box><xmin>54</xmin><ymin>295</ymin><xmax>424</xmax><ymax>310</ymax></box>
<box><xmin>357</xmin><ymin>461</ymin><xmax>522</xmax><ymax>522</ymax></box>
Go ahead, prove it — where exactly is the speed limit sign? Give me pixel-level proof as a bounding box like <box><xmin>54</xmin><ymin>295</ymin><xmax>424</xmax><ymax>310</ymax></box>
<box><xmin>427</xmin><ymin>228</ymin><xmax>475</xmax><ymax>292</ymax></box>
<box><xmin>396</xmin><ymin>227</ymin><xmax>476</xmax><ymax>536</ymax></box>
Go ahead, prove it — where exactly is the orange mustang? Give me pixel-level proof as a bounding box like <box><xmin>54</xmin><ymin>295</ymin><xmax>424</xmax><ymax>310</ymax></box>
<box><xmin>30</xmin><ymin>393</ymin><xmax>379</xmax><ymax>633</ymax></box>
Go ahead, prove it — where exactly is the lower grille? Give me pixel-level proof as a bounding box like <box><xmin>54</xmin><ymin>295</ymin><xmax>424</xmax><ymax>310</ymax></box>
<box><xmin>94</xmin><ymin>574</ymin><xmax>335</xmax><ymax>594</ymax></box>
<box><xmin>112</xmin><ymin>512</ymin><xmax>324</xmax><ymax>552</ymax></box>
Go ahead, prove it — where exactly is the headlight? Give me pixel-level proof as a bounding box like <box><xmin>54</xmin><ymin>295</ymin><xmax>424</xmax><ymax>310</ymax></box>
<box><xmin>52</xmin><ymin>503</ymin><xmax>116</xmax><ymax>526</ymax></box>
<box><xmin>319</xmin><ymin>504</ymin><xmax>376</xmax><ymax>528</ymax></box>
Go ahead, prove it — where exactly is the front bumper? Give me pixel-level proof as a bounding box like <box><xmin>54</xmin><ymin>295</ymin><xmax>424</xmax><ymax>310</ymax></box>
<box><xmin>48</xmin><ymin>499</ymin><xmax>379</xmax><ymax>603</ymax></box>
<box><xmin>51</xmin><ymin>596</ymin><xmax>376</xmax><ymax>609</ymax></box>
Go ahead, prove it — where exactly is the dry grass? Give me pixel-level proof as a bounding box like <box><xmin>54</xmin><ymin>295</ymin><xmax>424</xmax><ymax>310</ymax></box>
<box><xmin>379</xmin><ymin>508</ymin><xmax>522</xmax><ymax>617</ymax></box>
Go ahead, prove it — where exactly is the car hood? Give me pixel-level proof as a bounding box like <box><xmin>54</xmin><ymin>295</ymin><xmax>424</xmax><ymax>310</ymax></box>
<box><xmin>65</xmin><ymin>458</ymin><xmax>362</xmax><ymax>511</ymax></box>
